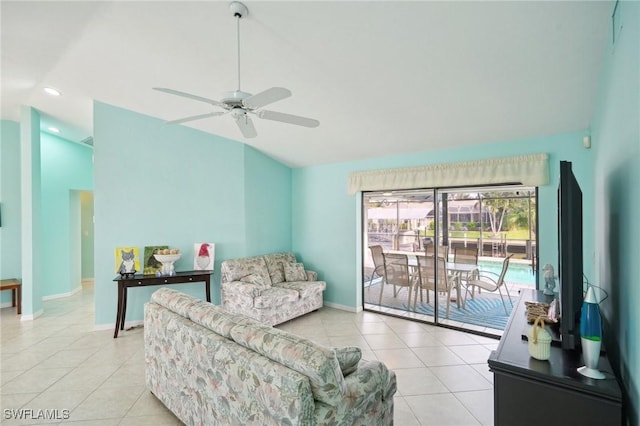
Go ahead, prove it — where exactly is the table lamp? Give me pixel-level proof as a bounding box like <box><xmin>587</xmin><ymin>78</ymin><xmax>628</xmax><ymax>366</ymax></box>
<box><xmin>577</xmin><ymin>286</ymin><xmax>605</xmax><ymax>379</ymax></box>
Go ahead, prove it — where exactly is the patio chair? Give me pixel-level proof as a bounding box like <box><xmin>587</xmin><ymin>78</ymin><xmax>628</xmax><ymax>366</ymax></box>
<box><xmin>453</xmin><ymin>246</ymin><xmax>480</xmax><ymax>295</ymax></box>
<box><xmin>464</xmin><ymin>254</ymin><xmax>514</xmax><ymax>315</ymax></box>
<box><xmin>368</xmin><ymin>245</ymin><xmax>390</xmax><ymax>290</ymax></box>
<box><xmin>425</xmin><ymin>244</ymin><xmax>449</xmax><ymax>260</ymax></box>
<box><xmin>413</xmin><ymin>255</ymin><xmax>460</xmax><ymax>318</ymax></box>
<box><xmin>454</xmin><ymin>247</ymin><xmax>478</xmax><ymax>264</ymax></box>
<box><xmin>379</xmin><ymin>252</ymin><xmax>414</xmax><ymax>309</ymax></box>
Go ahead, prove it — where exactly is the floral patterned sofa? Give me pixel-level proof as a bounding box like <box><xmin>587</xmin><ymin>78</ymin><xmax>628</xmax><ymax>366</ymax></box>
<box><xmin>144</xmin><ymin>288</ymin><xmax>396</xmax><ymax>425</ymax></box>
<box><xmin>221</xmin><ymin>252</ymin><xmax>326</xmax><ymax>325</ymax></box>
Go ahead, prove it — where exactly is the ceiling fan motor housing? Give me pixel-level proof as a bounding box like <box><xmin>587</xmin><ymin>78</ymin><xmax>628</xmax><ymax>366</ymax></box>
<box><xmin>222</xmin><ymin>90</ymin><xmax>251</xmax><ymax>107</ymax></box>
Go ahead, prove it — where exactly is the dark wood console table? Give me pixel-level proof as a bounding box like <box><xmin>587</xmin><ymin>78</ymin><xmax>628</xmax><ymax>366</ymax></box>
<box><xmin>489</xmin><ymin>289</ymin><xmax>623</xmax><ymax>425</ymax></box>
<box><xmin>0</xmin><ymin>278</ymin><xmax>21</xmax><ymax>315</ymax></box>
<box><xmin>113</xmin><ymin>270</ymin><xmax>212</xmax><ymax>338</ymax></box>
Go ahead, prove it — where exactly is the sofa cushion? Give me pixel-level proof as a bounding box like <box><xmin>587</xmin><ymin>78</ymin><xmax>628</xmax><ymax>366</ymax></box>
<box><xmin>187</xmin><ymin>299</ymin><xmax>258</xmax><ymax>338</ymax></box>
<box><xmin>239</xmin><ymin>273</ymin><xmax>270</xmax><ymax>290</ymax></box>
<box><xmin>284</xmin><ymin>262</ymin><xmax>307</xmax><ymax>282</ymax></box>
<box><xmin>150</xmin><ymin>288</ymin><xmax>201</xmax><ymax>318</ymax></box>
<box><xmin>221</xmin><ymin>255</ymin><xmax>271</xmax><ymax>286</ymax></box>
<box><xmin>273</xmin><ymin>280</ymin><xmax>326</xmax><ymax>299</ymax></box>
<box><xmin>263</xmin><ymin>252</ymin><xmax>296</xmax><ymax>285</ymax></box>
<box><xmin>254</xmin><ymin>287</ymin><xmax>299</xmax><ymax>309</ymax></box>
<box><xmin>334</xmin><ymin>346</ymin><xmax>362</xmax><ymax>376</ymax></box>
<box><xmin>229</xmin><ymin>322</ymin><xmax>346</xmax><ymax>406</ymax></box>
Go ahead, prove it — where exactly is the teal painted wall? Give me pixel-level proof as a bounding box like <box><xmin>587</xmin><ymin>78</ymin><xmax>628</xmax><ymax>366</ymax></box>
<box><xmin>292</xmin><ymin>162</ymin><xmax>360</xmax><ymax>307</ymax></box>
<box><xmin>20</xmin><ymin>107</ymin><xmax>44</xmax><ymax>316</ymax></box>
<box><xmin>591</xmin><ymin>1</ymin><xmax>639</xmax><ymax>423</ymax></box>
<box><xmin>40</xmin><ymin>133</ymin><xmax>93</xmax><ymax>297</ymax></box>
<box><xmin>1</xmin><ymin>121</ymin><xmax>94</xmax><ymax>304</ymax></box>
<box><xmin>292</xmin><ymin>133</ymin><xmax>594</xmax><ymax>309</ymax></box>
<box><xmin>92</xmin><ymin>102</ymin><xmax>292</xmax><ymax>326</ymax></box>
<box><xmin>0</xmin><ymin>120</ymin><xmax>21</xmax><ymax>307</ymax></box>
<box><xmin>243</xmin><ymin>145</ymin><xmax>292</xmax><ymax>255</ymax></box>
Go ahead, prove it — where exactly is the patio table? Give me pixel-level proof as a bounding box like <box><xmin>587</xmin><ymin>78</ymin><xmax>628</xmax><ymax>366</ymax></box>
<box><xmin>385</xmin><ymin>250</ymin><xmax>474</xmax><ymax>306</ymax></box>
<box><xmin>444</xmin><ymin>262</ymin><xmax>479</xmax><ymax>307</ymax></box>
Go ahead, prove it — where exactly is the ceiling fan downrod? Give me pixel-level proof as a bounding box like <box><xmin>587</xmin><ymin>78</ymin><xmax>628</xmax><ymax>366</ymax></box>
<box><xmin>230</xmin><ymin>2</ymin><xmax>248</xmax><ymax>92</ymax></box>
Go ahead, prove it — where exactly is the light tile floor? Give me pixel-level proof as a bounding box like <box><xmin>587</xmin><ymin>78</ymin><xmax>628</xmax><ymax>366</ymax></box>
<box><xmin>1</xmin><ymin>284</ymin><xmax>497</xmax><ymax>425</ymax></box>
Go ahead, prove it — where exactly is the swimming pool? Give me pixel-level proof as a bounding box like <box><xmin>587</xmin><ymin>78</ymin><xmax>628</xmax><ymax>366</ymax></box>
<box><xmin>477</xmin><ymin>259</ymin><xmax>536</xmax><ymax>286</ymax></box>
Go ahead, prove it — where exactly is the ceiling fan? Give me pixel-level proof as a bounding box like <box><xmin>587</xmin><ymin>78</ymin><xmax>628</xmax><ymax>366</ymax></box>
<box><xmin>153</xmin><ymin>1</ymin><xmax>319</xmax><ymax>138</ymax></box>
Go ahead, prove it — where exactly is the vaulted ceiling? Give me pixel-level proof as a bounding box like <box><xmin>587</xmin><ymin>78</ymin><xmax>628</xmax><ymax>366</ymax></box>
<box><xmin>1</xmin><ymin>1</ymin><xmax>612</xmax><ymax>167</ymax></box>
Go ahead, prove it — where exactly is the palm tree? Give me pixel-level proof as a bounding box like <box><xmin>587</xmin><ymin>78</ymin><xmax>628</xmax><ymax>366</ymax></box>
<box><xmin>482</xmin><ymin>193</ymin><xmax>511</xmax><ymax>236</ymax></box>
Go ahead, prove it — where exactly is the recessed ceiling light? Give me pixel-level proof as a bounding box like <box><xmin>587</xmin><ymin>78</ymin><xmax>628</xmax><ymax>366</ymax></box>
<box><xmin>43</xmin><ymin>87</ymin><xmax>61</xmax><ymax>96</ymax></box>
<box><xmin>382</xmin><ymin>192</ymin><xmax>393</xmax><ymax>196</ymax></box>
<box><xmin>47</xmin><ymin>127</ymin><xmax>60</xmax><ymax>133</ymax></box>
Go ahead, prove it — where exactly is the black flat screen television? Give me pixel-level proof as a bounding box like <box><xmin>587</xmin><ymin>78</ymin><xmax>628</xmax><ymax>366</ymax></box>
<box><xmin>558</xmin><ymin>161</ymin><xmax>584</xmax><ymax>350</ymax></box>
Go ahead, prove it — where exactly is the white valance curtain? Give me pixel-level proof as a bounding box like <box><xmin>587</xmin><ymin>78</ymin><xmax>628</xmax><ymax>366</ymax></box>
<box><xmin>348</xmin><ymin>153</ymin><xmax>549</xmax><ymax>195</ymax></box>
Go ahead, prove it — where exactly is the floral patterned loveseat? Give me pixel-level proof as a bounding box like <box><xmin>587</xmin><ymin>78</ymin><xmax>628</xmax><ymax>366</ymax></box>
<box><xmin>221</xmin><ymin>252</ymin><xmax>326</xmax><ymax>325</ymax></box>
<box><xmin>144</xmin><ymin>288</ymin><xmax>397</xmax><ymax>425</ymax></box>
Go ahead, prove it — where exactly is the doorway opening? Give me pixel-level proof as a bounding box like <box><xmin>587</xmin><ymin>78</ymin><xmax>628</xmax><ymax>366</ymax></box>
<box><xmin>80</xmin><ymin>191</ymin><xmax>94</xmax><ymax>287</ymax></box>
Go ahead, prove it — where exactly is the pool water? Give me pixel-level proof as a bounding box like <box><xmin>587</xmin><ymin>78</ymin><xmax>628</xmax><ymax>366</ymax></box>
<box><xmin>477</xmin><ymin>259</ymin><xmax>536</xmax><ymax>286</ymax></box>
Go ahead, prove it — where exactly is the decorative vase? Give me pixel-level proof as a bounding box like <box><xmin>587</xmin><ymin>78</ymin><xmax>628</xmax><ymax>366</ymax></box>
<box><xmin>577</xmin><ymin>286</ymin><xmax>605</xmax><ymax>379</ymax></box>
<box><xmin>153</xmin><ymin>253</ymin><xmax>181</xmax><ymax>276</ymax></box>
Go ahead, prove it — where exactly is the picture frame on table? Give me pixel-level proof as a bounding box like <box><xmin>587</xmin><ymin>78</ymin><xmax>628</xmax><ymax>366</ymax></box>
<box><xmin>193</xmin><ymin>243</ymin><xmax>215</xmax><ymax>271</ymax></box>
<box><xmin>143</xmin><ymin>245</ymin><xmax>168</xmax><ymax>275</ymax></box>
<box><xmin>115</xmin><ymin>246</ymin><xmax>140</xmax><ymax>278</ymax></box>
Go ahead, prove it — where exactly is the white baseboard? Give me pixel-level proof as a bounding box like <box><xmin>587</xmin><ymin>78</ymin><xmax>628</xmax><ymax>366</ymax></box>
<box><xmin>324</xmin><ymin>301</ymin><xmax>361</xmax><ymax>313</ymax></box>
<box><xmin>20</xmin><ymin>309</ymin><xmax>43</xmax><ymax>321</ymax></box>
<box><xmin>93</xmin><ymin>323</ymin><xmax>113</xmax><ymax>331</ymax></box>
<box><xmin>94</xmin><ymin>319</ymin><xmax>144</xmax><ymax>332</ymax></box>
<box><xmin>42</xmin><ymin>285</ymin><xmax>82</xmax><ymax>301</ymax></box>
<box><xmin>0</xmin><ymin>302</ymin><xmax>13</xmax><ymax>309</ymax></box>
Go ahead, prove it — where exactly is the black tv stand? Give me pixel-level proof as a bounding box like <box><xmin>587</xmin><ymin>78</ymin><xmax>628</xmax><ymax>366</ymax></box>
<box><xmin>489</xmin><ymin>289</ymin><xmax>623</xmax><ymax>426</ymax></box>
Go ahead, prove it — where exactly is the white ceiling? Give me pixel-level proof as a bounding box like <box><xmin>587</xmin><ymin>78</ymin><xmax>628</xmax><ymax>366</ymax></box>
<box><xmin>1</xmin><ymin>1</ymin><xmax>612</xmax><ymax>167</ymax></box>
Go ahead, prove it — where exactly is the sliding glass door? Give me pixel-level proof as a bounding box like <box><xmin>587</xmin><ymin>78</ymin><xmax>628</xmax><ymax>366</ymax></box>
<box><xmin>362</xmin><ymin>185</ymin><xmax>538</xmax><ymax>335</ymax></box>
<box><xmin>362</xmin><ymin>190</ymin><xmax>439</xmax><ymax>322</ymax></box>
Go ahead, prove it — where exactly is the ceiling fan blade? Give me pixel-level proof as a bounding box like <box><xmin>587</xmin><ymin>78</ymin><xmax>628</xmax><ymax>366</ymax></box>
<box><xmin>256</xmin><ymin>109</ymin><xmax>320</xmax><ymax>128</ymax></box>
<box><xmin>165</xmin><ymin>112</ymin><xmax>226</xmax><ymax>125</ymax></box>
<box><xmin>243</xmin><ymin>87</ymin><xmax>291</xmax><ymax>109</ymax></box>
<box><xmin>153</xmin><ymin>87</ymin><xmax>227</xmax><ymax>108</ymax></box>
<box><xmin>234</xmin><ymin>114</ymin><xmax>257</xmax><ymax>138</ymax></box>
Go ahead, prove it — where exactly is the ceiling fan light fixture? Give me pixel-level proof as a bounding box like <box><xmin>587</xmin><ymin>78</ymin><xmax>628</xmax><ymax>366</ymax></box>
<box><xmin>230</xmin><ymin>108</ymin><xmax>246</xmax><ymax>119</ymax></box>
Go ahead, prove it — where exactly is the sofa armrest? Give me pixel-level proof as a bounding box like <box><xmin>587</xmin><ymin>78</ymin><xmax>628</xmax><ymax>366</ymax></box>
<box><xmin>313</xmin><ymin>358</ymin><xmax>396</xmax><ymax>423</ymax></box>
<box><xmin>222</xmin><ymin>281</ymin><xmax>263</xmax><ymax>298</ymax></box>
<box><xmin>305</xmin><ymin>270</ymin><xmax>318</xmax><ymax>281</ymax></box>
<box><xmin>341</xmin><ymin>359</ymin><xmax>396</xmax><ymax>410</ymax></box>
